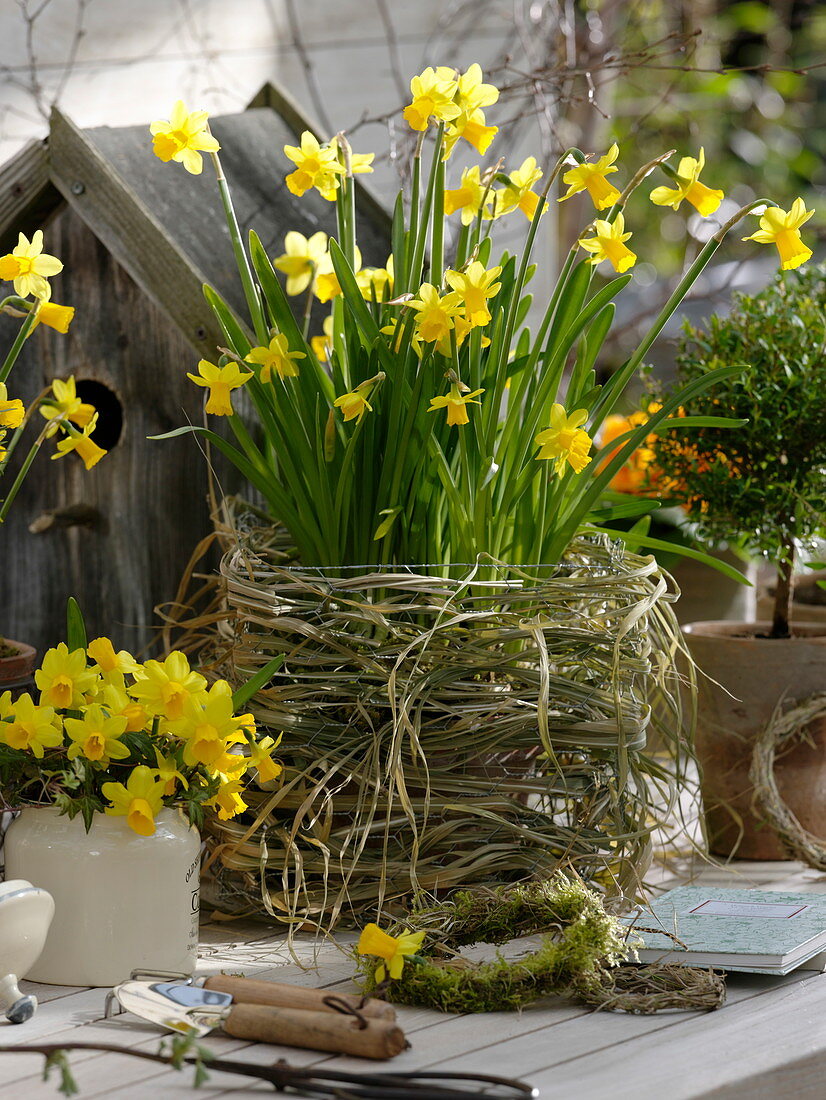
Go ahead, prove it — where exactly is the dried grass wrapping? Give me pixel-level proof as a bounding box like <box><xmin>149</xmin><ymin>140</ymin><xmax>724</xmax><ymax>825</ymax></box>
<box><xmin>750</xmin><ymin>692</ymin><xmax>826</xmax><ymax>870</ymax></box>
<box><xmin>206</xmin><ymin>517</ymin><xmax>693</xmax><ymax>930</ymax></box>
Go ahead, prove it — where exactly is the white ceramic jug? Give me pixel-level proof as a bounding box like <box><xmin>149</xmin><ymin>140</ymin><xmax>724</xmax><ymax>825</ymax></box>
<box><xmin>4</xmin><ymin>806</ymin><xmax>201</xmax><ymax>986</ymax></box>
<box><xmin>0</xmin><ymin>879</ymin><xmax>55</xmax><ymax>1021</ymax></box>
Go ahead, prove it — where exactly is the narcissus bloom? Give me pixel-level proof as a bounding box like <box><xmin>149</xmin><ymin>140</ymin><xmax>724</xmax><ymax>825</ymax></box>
<box><xmin>742</xmin><ymin>198</ymin><xmax>814</xmax><ymax>271</ymax></box>
<box><xmin>87</xmin><ymin>636</ymin><xmax>140</xmax><ymax>678</ymax></box>
<box><xmin>0</xmin><ymin>383</ymin><xmax>24</xmax><ymax>429</ymax></box>
<box><xmin>35</xmin><ymin>644</ymin><xmax>98</xmax><ymax>708</ymax></box>
<box><xmin>311</xmin><ymin>315</ymin><xmax>335</xmax><ymax>361</ymax></box>
<box><xmin>444</xmin><ymin>165</ymin><xmax>496</xmax><ymax>226</ymax></box>
<box><xmin>445</xmin><ymin>261</ymin><xmax>502</xmax><ymax>327</ymax></box>
<box><xmin>578</xmin><ymin>213</ymin><xmax>637</xmax><ymax>274</ymax></box>
<box><xmin>98</xmin><ymin>682</ymin><xmax>148</xmax><ymax>733</ymax></box>
<box><xmin>149</xmin><ymin>100</ymin><xmax>220</xmax><ymax>175</ymax></box>
<box><xmin>130</xmin><ymin>651</ymin><xmax>207</xmax><ymax>721</ymax></box>
<box><xmin>497</xmin><ymin>157</ymin><xmax>548</xmax><ymax>220</ymax></box>
<box><xmin>283</xmin><ymin>132</ymin><xmax>345</xmax><ymax>198</ymax></box>
<box><xmin>0</xmin><ymin>230</ymin><xmax>63</xmax><ymax>299</ymax></box>
<box><xmin>403</xmin><ymin>67</ymin><xmax>461</xmax><ymax>131</ymax></box>
<box><xmin>314</xmin><ymin>136</ymin><xmax>375</xmax><ymax>200</ymax></box>
<box><xmin>153</xmin><ymin>748</ymin><xmax>189</xmax><ymax>796</ymax></box>
<box><xmin>274</xmin><ymin>230</ymin><xmax>328</xmax><ymax>295</ymax></box>
<box><xmin>535</xmin><ymin>404</ymin><xmax>593</xmax><ymax>475</ymax></box>
<box><xmin>444</xmin><ymin>109</ymin><xmax>498</xmax><ymax>158</ymax></box>
<box><xmin>245</xmin><ymin>333</ymin><xmax>305</xmax><ymax>382</ymax></box>
<box><xmin>247</xmin><ymin>733</ymin><xmax>283</xmax><ymax>784</ymax></box>
<box><xmin>32</xmin><ymin>301</ymin><xmax>75</xmax><ymax>333</ymax></box>
<box><xmin>169</xmin><ymin>681</ymin><xmax>247</xmax><ymax>769</ymax></box>
<box><xmin>408</xmin><ymin>284</ymin><xmax>463</xmax><ymax>344</ymax></box>
<box><xmin>334</xmin><ymin>373</ymin><xmax>383</xmax><ymax>424</ymax></box>
<box><xmin>314</xmin><ymin>247</ymin><xmax>363</xmax><ymax>304</ymax></box>
<box><xmin>356</xmin><ymin>256</ymin><xmax>394</xmax><ymax>300</ymax></box>
<box><xmin>428</xmin><ymin>383</ymin><xmax>484</xmax><ymax>427</ymax></box>
<box><xmin>0</xmin><ymin>694</ymin><xmax>60</xmax><ymax>758</ymax></box>
<box><xmin>102</xmin><ymin>765</ymin><xmax>167</xmax><ymax>837</ymax></box>
<box><xmin>52</xmin><ymin>412</ymin><xmax>107</xmax><ymax>469</ymax></box>
<box><xmin>650</xmin><ymin>148</ymin><xmax>723</xmax><ymax>217</ymax></box>
<box><xmin>559</xmin><ymin>145</ymin><xmax>621</xmax><ymax>211</ymax></box>
<box><xmin>205</xmin><ymin>775</ymin><xmax>248</xmax><ymax>820</ymax></box>
<box><xmin>357</xmin><ymin>923</ymin><xmax>426</xmax><ymax>982</ymax></box>
<box><xmin>65</xmin><ymin>705</ymin><xmax>130</xmax><ymax>766</ymax></box>
<box><xmin>187</xmin><ymin>359</ymin><xmax>252</xmax><ymax>416</ymax></box>
<box><xmin>40</xmin><ymin>375</ymin><xmax>96</xmax><ymax>431</ymax></box>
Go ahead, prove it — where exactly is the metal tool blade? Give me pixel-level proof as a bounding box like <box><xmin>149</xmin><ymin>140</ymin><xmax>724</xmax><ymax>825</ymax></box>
<box><xmin>113</xmin><ymin>980</ymin><xmax>233</xmax><ymax>1038</ymax></box>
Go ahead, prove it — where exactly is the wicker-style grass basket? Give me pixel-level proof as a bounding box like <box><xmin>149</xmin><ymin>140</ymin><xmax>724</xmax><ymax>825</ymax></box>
<box><xmin>204</xmin><ymin>519</ymin><xmax>691</xmax><ymax>931</ymax></box>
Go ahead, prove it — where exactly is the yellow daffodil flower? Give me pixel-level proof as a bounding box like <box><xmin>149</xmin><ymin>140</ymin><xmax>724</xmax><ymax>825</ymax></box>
<box><xmin>87</xmin><ymin>636</ymin><xmax>140</xmax><ymax>678</ymax></box>
<box><xmin>434</xmin><ymin>316</ymin><xmax>491</xmax><ymax>358</ymax></box>
<box><xmin>314</xmin><ymin>136</ymin><xmax>375</xmax><ymax>201</ymax></box>
<box><xmin>65</xmin><ymin>704</ymin><xmax>130</xmax><ymax>766</ymax></box>
<box><xmin>32</xmin><ymin>301</ymin><xmax>75</xmax><ymax>333</ymax></box>
<box><xmin>187</xmin><ymin>359</ymin><xmax>252</xmax><ymax>416</ymax></box>
<box><xmin>51</xmin><ymin>412</ymin><xmax>107</xmax><ymax>469</ymax></box>
<box><xmin>334</xmin><ymin>379</ymin><xmax>375</xmax><ymax>424</ymax></box>
<box><xmin>153</xmin><ymin>748</ymin><xmax>189</xmax><ymax>796</ymax></box>
<box><xmin>357</xmin><ymin>923</ymin><xmax>426</xmax><ymax>983</ymax></box>
<box><xmin>273</xmin><ymin>231</ymin><xmax>328</xmax><ymax>296</ymax></box>
<box><xmin>558</xmin><ymin>145</ymin><xmax>621</xmax><ymax>211</ymax></box>
<box><xmin>0</xmin><ymin>230</ymin><xmax>63</xmax><ymax>300</ymax></box>
<box><xmin>97</xmin><ymin>682</ymin><xmax>148</xmax><ymax>733</ymax></box>
<box><xmin>444</xmin><ymin>165</ymin><xmax>496</xmax><ymax>226</ymax></box>
<box><xmin>497</xmin><ymin>157</ymin><xmax>548</xmax><ymax>220</ymax></box>
<box><xmin>102</xmin><ymin>765</ymin><xmax>167</xmax><ymax>837</ymax></box>
<box><xmin>245</xmin><ymin>333</ymin><xmax>305</xmax><ymax>382</ymax></box>
<box><xmin>311</xmin><ymin>315</ymin><xmax>335</xmax><ymax>361</ymax></box>
<box><xmin>456</xmin><ymin>63</ymin><xmax>498</xmax><ymax>113</ymax></box>
<box><xmin>356</xmin><ymin>256</ymin><xmax>394</xmax><ymax>301</ymax></box>
<box><xmin>578</xmin><ymin>213</ymin><xmax>637</xmax><ymax>273</ymax></box>
<box><xmin>314</xmin><ymin>248</ymin><xmax>363</xmax><ymax>304</ymax></box>
<box><xmin>650</xmin><ymin>148</ymin><xmax>723</xmax><ymax>217</ymax></box>
<box><xmin>428</xmin><ymin>383</ymin><xmax>485</xmax><ymax>427</ymax></box>
<box><xmin>742</xmin><ymin>198</ymin><xmax>814</xmax><ymax>271</ymax></box>
<box><xmin>35</xmin><ymin>644</ymin><xmax>98</xmax><ymax>709</ymax></box>
<box><xmin>130</xmin><ymin>651</ymin><xmax>207</xmax><ymax>720</ymax></box>
<box><xmin>444</xmin><ymin>108</ymin><xmax>498</xmax><ymax>159</ymax></box>
<box><xmin>205</xmin><ymin>774</ymin><xmax>248</xmax><ymax>820</ymax></box>
<box><xmin>40</xmin><ymin>376</ymin><xmax>96</xmax><ymax>432</ymax></box>
<box><xmin>408</xmin><ymin>284</ymin><xmax>464</xmax><ymax>344</ymax></box>
<box><xmin>444</xmin><ymin>261</ymin><xmax>502</xmax><ymax>328</ymax></box>
<box><xmin>149</xmin><ymin>100</ymin><xmax>219</xmax><ymax>175</ymax></box>
<box><xmin>283</xmin><ymin>132</ymin><xmax>346</xmax><ymax>198</ymax></box>
<box><xmin>167</xmin><ymin>679</ymin><xmax>247</xmax><ymax>768</ymax></box>
<box><xmin>403</xmin><ymin>67</ymin><xmax>461</xmax><ymax>131</ymax></box>
<box><xmin>0</xmin><ymin>383</ymin><xmax>24</xmax><ymax>429</ymax></box>
<box><xmin>535</xmin><ymin>404</ymin><xmax>593</xmax><ymax>475</ymax></box>
<box><xmin>0</xmin><ymin>694</ymin><xmax>61</xmax><ymax>757</ymax></box>
<box><xmin>246</xmin><ymin>733</ymin><xmax>283</xmax><ymax>784</ymax></box>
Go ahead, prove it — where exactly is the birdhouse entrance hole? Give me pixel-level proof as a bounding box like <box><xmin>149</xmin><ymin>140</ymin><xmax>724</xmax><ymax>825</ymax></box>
<box><xmin>75</xmin><ymin>380</ymin><xmax>123</xmax><ymax>450</ymax></box>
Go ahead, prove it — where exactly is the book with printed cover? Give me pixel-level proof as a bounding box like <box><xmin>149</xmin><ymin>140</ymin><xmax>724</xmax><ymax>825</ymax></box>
<box><xmin>623</xmin><ymin>886</ymin><xmax>826</xmax><ymax>975</ymax></box>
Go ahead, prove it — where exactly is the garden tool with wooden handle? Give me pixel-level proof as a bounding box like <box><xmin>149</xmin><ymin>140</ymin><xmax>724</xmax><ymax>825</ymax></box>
<box><xmin>112</xmin><ymin>980</ymin><xmax>406</xmax><ymax>1060</ymax></box>
<box><xmin>200</xmin><ymin>972</ymin><xmax>396</xmax><ymax>1020</ymax></box>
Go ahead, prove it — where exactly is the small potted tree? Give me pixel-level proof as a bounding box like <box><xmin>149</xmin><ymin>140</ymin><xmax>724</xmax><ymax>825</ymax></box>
<box><xmin>654</xmin><ymin>262</ymin><xmax>826</xmax><ymax>858</ymax></box>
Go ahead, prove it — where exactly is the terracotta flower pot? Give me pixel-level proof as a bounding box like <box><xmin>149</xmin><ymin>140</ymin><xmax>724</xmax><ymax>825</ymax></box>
<box><xmin>0</xmin><ymin>640</ymin><xmax>36</xmax><ymax>693</ymax></box>
<box><xmin>683</xmin><ymin>621</ymin><xmax>826</xmax><ymax>860</ymax></box>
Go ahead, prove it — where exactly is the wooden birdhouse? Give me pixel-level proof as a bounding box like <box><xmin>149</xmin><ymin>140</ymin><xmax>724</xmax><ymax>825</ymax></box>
<box><xmin>0</xmin><ymin>84</ymin><xmax>391</xmax><ymax>657</ymax></box>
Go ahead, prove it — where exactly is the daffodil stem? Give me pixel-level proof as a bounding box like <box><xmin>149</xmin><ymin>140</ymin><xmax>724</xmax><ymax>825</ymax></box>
<box><xmin>408</xmin><ymin>123</ymin><xmax>444</xmax><ymax>291</ymax></box>
<box><xmin>0</xmin><ymin>310</ymin><xmax>37</xmax><ymax>385</ymax></box>
<box><xmin>454</xmin><ymin>223</ymin><xmax>469</xmax><ymax>268</ymax></box>
<box><xmin>0</xmin><ymin>433</ymin><xmax>44</xmax><ymax>523</ymax></box>
<box><xmin>211</xmin><ymin>152</ymin><xmax>268</xmax><ymax>345</ymax></box>
<box><xmin>431</xmin><ymin>140</ymin><xmax>445</xmax><ymax>282</ymax></box>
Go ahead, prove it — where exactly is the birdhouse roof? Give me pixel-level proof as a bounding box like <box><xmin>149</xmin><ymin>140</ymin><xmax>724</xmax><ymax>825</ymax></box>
<box><xmin>0</xmin><ymin>83</ymin><xmax>391</xmax><ymax>357</ymax></box>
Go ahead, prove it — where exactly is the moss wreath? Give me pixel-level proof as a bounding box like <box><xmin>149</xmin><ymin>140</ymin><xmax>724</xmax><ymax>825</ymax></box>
<box><xmin>357</xmin><ymin>876</ymin><xmax>725</xmax><ymax>1014</ymax></box>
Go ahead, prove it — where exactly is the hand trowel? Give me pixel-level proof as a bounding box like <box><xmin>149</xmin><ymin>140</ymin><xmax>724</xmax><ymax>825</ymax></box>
<box><xmin>112</xmin><ymin>980</ymin><xmax>407</xmax><ymax>1060</ymax></box>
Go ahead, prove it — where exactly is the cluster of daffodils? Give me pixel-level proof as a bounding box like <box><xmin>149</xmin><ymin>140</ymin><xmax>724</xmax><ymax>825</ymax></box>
<box><xmin>147</xmin><ymin>64</ymin><xmax>816</xmax><ymax>568</ymax></box>
<box><xmin>0</xmin><ymin>230</ymin><xmax>106</xmax><ymax>521</ymax></box>
<box><xmin>0</xmin><ymin>640</ymin><xmax>282</xmax><ymax>836</ymax></box>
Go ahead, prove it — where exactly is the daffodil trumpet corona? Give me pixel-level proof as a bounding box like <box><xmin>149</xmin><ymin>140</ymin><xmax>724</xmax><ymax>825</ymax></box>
<box><xmin>143</xmin><ymin>73</ymin><xmax>813</xmax><ymax>574</ymax></box>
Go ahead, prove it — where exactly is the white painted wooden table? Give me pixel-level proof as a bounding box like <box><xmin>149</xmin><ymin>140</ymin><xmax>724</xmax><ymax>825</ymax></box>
<box><xmin>2</xmin><ymin>860</ymin><xmax>825</xmax><ymax>1100</ymax></box>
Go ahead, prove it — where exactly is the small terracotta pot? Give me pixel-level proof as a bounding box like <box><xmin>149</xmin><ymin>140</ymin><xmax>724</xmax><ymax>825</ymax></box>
<box><xmin>684</xmin><ymin>621</ymin><xmax>826</xmax><ymax>860</ymax></box>
<box><xmin>0</xmin><ymin>640</ymin><xmax>36</xmax><ymax>689</ymax></box>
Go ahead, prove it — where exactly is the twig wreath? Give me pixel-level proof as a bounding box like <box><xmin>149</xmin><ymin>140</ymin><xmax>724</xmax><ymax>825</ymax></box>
<box><xmin>357</xmin><ymin>877</ymin><xmax>726</xmax><ymax>1014</ymax></box>
<box><xmin>750</xmin><ymin>692</ymin><xmax>826</xmax><ymax>871</ymax></box>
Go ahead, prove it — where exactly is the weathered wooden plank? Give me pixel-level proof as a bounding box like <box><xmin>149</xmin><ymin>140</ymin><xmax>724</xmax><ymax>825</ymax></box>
<box><xmin>0</xmin><ymin>138</ymin><xmax>63</xmax><ymax>255</ymax></box>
